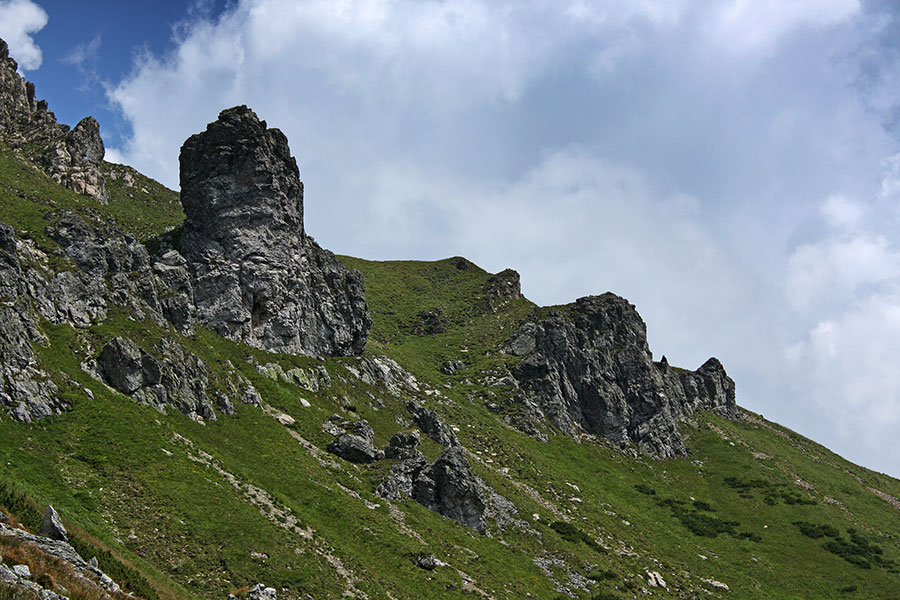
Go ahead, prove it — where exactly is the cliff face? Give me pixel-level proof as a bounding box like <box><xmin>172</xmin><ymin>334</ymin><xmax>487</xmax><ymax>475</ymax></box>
<box><xmin>178</xmin><ymin>106</ymin><xmax>371</xmax><ymax>356</ymax></box>
<box><xmin>506</xmin><ymin>293</ymin><xmax>737</xmax><ymax>457</ymax></box>
<box><xmin>0</xmin><ymin>39</ymin><xmax>107</xmax><ymax>202</ymax></box>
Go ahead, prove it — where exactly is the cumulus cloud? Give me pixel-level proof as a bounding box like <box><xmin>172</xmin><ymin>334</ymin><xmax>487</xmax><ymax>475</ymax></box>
<box><xmin>788</xmin><ymin>290</ymin><xmax>900</xmax><ymax>471</ymax></box>
<box><xmin>0</xmin><ymin>0</ymin><xmax>48</xmax><ymax>70</ymax></box>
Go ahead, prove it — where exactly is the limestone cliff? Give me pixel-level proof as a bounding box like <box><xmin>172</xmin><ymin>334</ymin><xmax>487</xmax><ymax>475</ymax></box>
<box><xmin>178</xmin><ymin>106</ymin><xmax>371</xmax><ymax>356</ymax></box>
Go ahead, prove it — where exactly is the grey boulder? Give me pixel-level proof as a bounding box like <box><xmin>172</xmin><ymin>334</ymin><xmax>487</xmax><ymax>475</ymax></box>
<box><xmin>38</xmin><ymin>505</ymin><xmax>67</xmax><ymax>542</ymax></box>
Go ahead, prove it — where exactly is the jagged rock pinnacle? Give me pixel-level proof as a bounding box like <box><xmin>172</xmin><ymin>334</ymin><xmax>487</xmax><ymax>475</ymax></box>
<box><xmin>180</xmin><ymin>105</ymin><xmax>304</xmax><ymax>250</ymax></box>
<box><xmin>178</xmin><ymin>105</ymin><xmax>371</xmax><ymax>357</ymax></box>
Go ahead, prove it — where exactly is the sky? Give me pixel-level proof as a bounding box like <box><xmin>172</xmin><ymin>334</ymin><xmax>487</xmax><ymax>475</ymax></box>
<box><xmin>3</xmin><ymin>0</ymin><xmax>900</xmax><ymax>477</ymax></box>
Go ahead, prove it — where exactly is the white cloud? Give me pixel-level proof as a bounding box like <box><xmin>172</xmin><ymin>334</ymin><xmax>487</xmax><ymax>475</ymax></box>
<box><xmin>788</xmin><ymin>290</ymin><xmax>900</xmax><ymax>471</ymax></box>
<box><xmin>0</xmin><ymin>0</ymin><xmax>48</xmax><ymax>70</ymax></box>
<box><xmin>820</xmin><ymin>194</ymin><xmax>865</xmax><ymax>230</ymax></box>
<box><xmin>706</xmin><ymin>0</ymin><xmax>859</xmax><ymax>55</ymax></box>
<box><xmin>787</xmin><ymin>233</ymin><xmax>900</xmax><ymax>311</ymax></box>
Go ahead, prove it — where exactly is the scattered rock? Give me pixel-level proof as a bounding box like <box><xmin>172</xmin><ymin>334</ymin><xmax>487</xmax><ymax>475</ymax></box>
<box><xmin>441</xmin><ymin>360</ymin><xmax>465</xmax><ymax>375</ymax></box>
<box><xmin>12</xmin><ymin>564</ymin><xmax>30</xmax><ymax>578</ymax></box>
<box><xmin>416</xmin><ymin>554</ymin><xmax>438</xmax><ymax>570</ymax></box>
<box><xmin>703</xmin><ymin>578</ymin><xmax>730</xmax><ymax>591</ymax></box>
<box><xmin>246</xmin><ymin>583</ymin><xmax>277</xmax><ymax>600</ymax></box>
<box><xmin>646</xmin><ymin>570</ymin><xmax>667</xmax><ymax>589</ymax></box>
<box><xmin>412</xmin><ymin>306</ymin><xmax>447</xmax><ymax>335</ymax></box>
<box><xmin>38</xmin><ymin>505</ymin><xmax>67</xmax><ymax>542</ymax></box>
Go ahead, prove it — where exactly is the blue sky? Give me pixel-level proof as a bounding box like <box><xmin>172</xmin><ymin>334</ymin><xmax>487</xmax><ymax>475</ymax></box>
<box><xmin>4</xmin><ymin>0</ymin><xmax>900</xmax><ymax>477</ymax></box>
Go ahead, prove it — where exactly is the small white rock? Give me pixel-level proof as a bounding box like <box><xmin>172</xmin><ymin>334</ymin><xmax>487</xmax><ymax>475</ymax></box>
<box><xmin>12</xmin><ymin>564</ymin><xmax>30</xmax><ymax>578</ymax></box>
<box><xmin>298</xmin><ymin>398</ymin><xmax>310</xmax><ymax>408</ymax></box>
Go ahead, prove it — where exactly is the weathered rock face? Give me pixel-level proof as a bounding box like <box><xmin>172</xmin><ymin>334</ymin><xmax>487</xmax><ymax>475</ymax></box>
<box><xmin>96</xmin><ymin>336</ymin><xmax>254</xmax><ymax>421</ymax></box>
<box><xmin>178</xmin><ymin>106</ymin><xmax>370</xmax><ymax>356</ymax></box>
<box><xmin>0</xmin><ymin>38</ymin><xmax>107</xmax><ymax>202</ymax></box>
<box><xmin>327</xmin><ymin>420</ymin><xmax>383</xmax><ymax>463</ymax></box>
<box><xmin>483</xmin><ymin>268</ymin><xmax>522</xmax><ymax>311</ymax></box>
<box><xmin>506</xmin><ymin>293</ymin><xmax>738</xmax><ymax>457</ymax></box>
<box><xmin>412</xmin><ymin>447</ymin><xmax>487</xmax><ymax>531</ymax></box>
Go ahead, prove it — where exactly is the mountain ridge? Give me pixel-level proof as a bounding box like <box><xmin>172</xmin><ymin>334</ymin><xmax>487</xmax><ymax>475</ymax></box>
<box><xmin>1</xmin><ymin>35</ymin><xmax>900</xmax><ymax>600</ymax></box>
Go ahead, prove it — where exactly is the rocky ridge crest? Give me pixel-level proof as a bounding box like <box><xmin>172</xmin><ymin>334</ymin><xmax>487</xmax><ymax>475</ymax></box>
<box><xmin>504</xmin><ymin>293</ymin><xmax>737</xmax><ymax>457</ymax></box>
<box><xmin>0</xmin><ymin>38</ymin><xmax>107</xmax><ymax>201</ymax></box>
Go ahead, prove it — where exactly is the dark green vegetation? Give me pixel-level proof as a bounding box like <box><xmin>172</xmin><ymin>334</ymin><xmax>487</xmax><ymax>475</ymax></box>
<box><xmin>2</xmin><ymin>143</ymin><xmax>900</xmax><ymax>599</ymax></box>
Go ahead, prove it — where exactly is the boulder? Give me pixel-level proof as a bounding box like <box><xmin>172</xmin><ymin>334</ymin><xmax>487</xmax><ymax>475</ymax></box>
<box><xmin>38</xmin><ymin>505</ymin><xmax>67</xmax><ymax>542</ymax></box>
<box><xmin>327</xmin><ymin>420</ymin><xmax>382</xmax><ymax>463</ymax></box>
<box><xmin>412</xmin><ymin>447</ymin><xmax>486</xmax><ymax>531</ymax></box>
<box><xmin>98</xmin><ymin>337</ymin><xmax>144</xmax><ymax>394</ymax></box>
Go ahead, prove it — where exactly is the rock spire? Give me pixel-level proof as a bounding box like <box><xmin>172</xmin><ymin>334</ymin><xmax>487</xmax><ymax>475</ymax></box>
<box><xmin>178</xmin><ymin>105</ymin><xmax>371</xmax><ymax>356</ymax></box>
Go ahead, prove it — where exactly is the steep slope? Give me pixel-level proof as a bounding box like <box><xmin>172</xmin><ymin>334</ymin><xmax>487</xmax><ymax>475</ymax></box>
<box><xmin>2</xmin><ymin>37</ymin><xmax>900</xmax><ymax>600</ymax></box>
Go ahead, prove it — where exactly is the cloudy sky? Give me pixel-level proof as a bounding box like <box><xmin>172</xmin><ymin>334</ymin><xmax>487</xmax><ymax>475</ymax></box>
<box><xmin>3</xmin><ymin>0</ymin><xmax>900</xmax><ymax>476</ymax></box>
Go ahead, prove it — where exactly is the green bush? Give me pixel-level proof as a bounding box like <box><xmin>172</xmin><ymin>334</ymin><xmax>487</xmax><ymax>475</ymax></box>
<box><xmin>793</xmin><ymin>521</ymin><xmax>839</xmax><ymax>539</ymax></box>
<box><xmin>550</xmin><ymin>521</ymin><xmax>605</xmax><ymax>552</ymax></box>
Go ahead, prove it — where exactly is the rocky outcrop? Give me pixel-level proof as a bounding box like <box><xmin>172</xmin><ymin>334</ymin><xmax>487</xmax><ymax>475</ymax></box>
<box><xmin>38</xmin><ymin>505</ymin><xmax>67</xmax><ymax>542</ymax></box>
<box><xmin>505</xmin><ymin>293</ymin><xmax>737</xmax><ymax>457</ymax></box>
<box><xmin>0</xmin><ymin>224</ymin><xmax>63</xmax><ymax>423</ymax></box>
<box><xmin>178</xmin><ymin>106</ymin><xmax>370</xmax><ymax>357</ymax></box>
<box><xmin>377</xmin><ymin>444</ymin><xmax>488</xmax><ymax>531</ymax></box>
<box><xmin>412</xmin><ymin>447</ymin><xmax>487</xmax><ymax>531</ymax></box>
<box><xmin>95</xmin><ymin>335</ymin><xmax>259</xmax><ymax>421</ymax></box>
<box><xmin>0</xmin><ymin>521</ymin><xmax>123</xmax><ymax>596</ymax></box>
<box><xmin>327</xmin><ymin>420</ymin><xmax>383</xmax><ymax>463</ymax></box>
<box><xmin>483</xmin><ymin>268</ymin><xmax>522</xmax><ymax>311</ymax></box>
<box><xmin>407</xmin><ymin>401</ymin><xmax>459</xmax><ymax>447</ymax></box>
<box><xmin>0</xmin><ymin>38</ymin><xmax>107</xmax><ymax>202</ymax></box>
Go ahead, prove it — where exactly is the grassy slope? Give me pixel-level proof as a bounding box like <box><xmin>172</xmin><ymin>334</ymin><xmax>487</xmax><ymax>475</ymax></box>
<box><xmin>1</xmin><ymin>145</ymin><xmax>899</xmax><ymax>599</ymax></box>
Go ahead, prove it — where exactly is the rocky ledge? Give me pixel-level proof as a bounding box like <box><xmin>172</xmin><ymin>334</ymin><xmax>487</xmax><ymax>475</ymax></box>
<box><xmin>505</xmin><ymin>293</ymin><xmax>738</xmax><ymax>457</ymax></box>
<box><xmin>178</xmin><ymin>106</ymin><xmax>371</xmax><ymax>356</ymax></box>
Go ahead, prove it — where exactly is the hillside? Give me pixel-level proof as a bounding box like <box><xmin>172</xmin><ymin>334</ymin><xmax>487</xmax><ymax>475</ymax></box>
<box><xmin>2</xmin><ymin>37</ymin><xmax>900</xmax><ymax>600</ymax></box>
